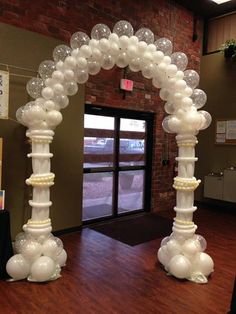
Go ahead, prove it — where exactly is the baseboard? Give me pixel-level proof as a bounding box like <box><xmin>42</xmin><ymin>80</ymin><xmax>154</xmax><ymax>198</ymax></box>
<box><xmin>53</xmin><ymin>225</ymin><xmax>82</xmax><ymax>236</ymax></box>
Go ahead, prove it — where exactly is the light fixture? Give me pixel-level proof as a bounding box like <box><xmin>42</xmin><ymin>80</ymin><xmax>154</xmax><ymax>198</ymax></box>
<box><xmin>211</xmin><ymin>0</ymin><xmax>231</xmax><ymax>4</ymax></box>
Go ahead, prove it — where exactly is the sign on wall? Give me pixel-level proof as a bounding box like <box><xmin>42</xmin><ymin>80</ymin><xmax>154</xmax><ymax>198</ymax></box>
<box><xmin>216</xmin><ymin>119</ymin><xmax>236</xmax><ymax>144</ymax></box>
<box><xmin>0</xmin><ymin>70</ymin><xmax>9</xmax><ymax>119</ymax></box>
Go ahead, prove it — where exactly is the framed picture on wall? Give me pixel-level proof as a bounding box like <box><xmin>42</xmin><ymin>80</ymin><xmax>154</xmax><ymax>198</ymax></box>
<box><xmin>216</xmin><ymin>119</ymin><xmax>236</xmax><ymax>145</ymax></box>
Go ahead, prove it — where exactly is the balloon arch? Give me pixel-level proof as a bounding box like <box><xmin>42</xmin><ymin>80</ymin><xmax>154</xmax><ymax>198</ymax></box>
<box><xmin>7</xmin><ymin>21</ymin><xmax>213</xmax><ymax>283</ymax></box>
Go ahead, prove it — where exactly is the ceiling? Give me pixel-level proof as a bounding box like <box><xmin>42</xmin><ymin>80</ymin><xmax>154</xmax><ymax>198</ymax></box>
<box><xmin>174</xmin><ymin>0</ymin><xmax>236</xmax><ymax>18</ymax></box>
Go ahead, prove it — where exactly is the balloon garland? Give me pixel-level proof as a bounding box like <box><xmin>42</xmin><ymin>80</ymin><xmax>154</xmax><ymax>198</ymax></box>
<box><xmin>7</xmin><ymin>21</ymin><xmax>213</xmax><ymax>283</ymax></box>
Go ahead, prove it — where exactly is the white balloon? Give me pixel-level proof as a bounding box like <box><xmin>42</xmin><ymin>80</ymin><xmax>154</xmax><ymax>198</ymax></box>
<box><xmin>91</xmin><ymin>48</ymin><xmax>102</xmax><ymax>61</ymax></box>
<box><xmin>182</xmin><ymin>239</ymin><xmax>201</xmax><ymax>257</ymax></box>
<box><xmin>152</xmin><ymin>76</ymin><xmax>163</xmax><ymax>89</ymax></box>
<box><xmin>44</xmin><ymin>100</ymin><xmax>59</xmax><ymax>111</ymax></box>
<box><xmin>164</xmin><ymin>102</ymin><xmax>175</xmax><ymax>114</ymax></box>
<box><xmin>64</xmin><ymin>56</ymin><xmax>77</xmax><ymax>69</ymax></box>
<box><xmin>6</xmin><ymin>254</ymin><xmax>31</xmax><ymax>280</ymax></box>
<box><xmin>63</xmin><ymin>69</ymin><xmax>75</xmax><ymax>81</ymax></box>
<box><xmin>31</xmin><ymin>256</ymin><xmax>56</xmax><ymax>282</ymax></box>
<box><xmin>166</xmin><ymin>239</ymin><xmax>182</xmax><ymax>257</ymax></box>
<box><xmin>166</xmin><ymin>64</ymin><xmax>177</xmax><ymax>77</ymax></box>
<box><xmin>126</xmin><ymin>45</ymin><xmax>138</xmax><ymax>58</ymax></box>
<box><xmin>108</xmin><ymin>33</ymin><xmax>119</xmax><ymax>43</ymax></box>
<box><xmin>142</xmin><ymin>64</ymin><xmax>155</xmax><ymax>79</ymax></box>
<box><xmin>98</xmin><ymin>38</ymin><xmax>110</xmax><ymax>53</ymax></box>
<box><xmin>137</xmin><ymin>41</ymin><xmax>147</xmax><ymax>54</ymax></box>
<box><xmin>116</xmin><ymin>52</ymin><xmax>129</xmax><ymax>68</ymax></box>
<box><xmin>161</xmin><ymin>236</ymin><xmax>170</xmax><ymax>247</ymax></box>
<box><xmin>42</xmin><ymin>86</ymin><xmax>54</xmax><ymax>100</ymax></box>
<box><xmin>45</xmin><ymin>110</ymin><xmax>63</xmax><ymax>128</ymax></box>
<box><xmin>89</xmin><ymin>38</ymin><xmax>99</xmax><ymax>49</ymax></box>
<box><xmin>169</xmin><ymin>254</ymin><xmax>191</xmax><ymax>279</ymax></box>
<box><xmin>52</xmin><ymin>70</ymin><xmax>64</xmax><ymax>83</ymax></box>
<box><xmin>119</xmin><ymin>35</ymin><xmax>130</xmax><ymax>49</ymax></box>
<box><xmin>153</xmin><ymin>51</ymin><xmax>164</xmax><ymax>64</ymax></box>
<box><xmin>192</xmin><ymin>252</ymin><xmax>214</xmax><ymax>276</ymax></box>
<box><xmin>52</xmin><ymin>83</ymin><xmax>64</xmax><ymax>95</ymax></box>
<box><xmin>159</xmin><ymin>88</ymin><xmax>170</xmax><ymax>101</ymax></box>
<box><xmin>109</xmin><ymin>42</ymin><xmax>120</xmax><ymax>56</ymax></box>
<box><xmin>163</xmin><ymin>56</ymin><xmax>171</xmax><ymax>65</ymax></box>
<box><xmin>80</xmin><ymin>45</ymin><xmax>92</xmax><ymax>58</ymax></box>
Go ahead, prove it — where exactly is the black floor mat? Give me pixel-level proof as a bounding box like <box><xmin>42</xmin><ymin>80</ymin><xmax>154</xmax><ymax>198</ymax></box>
<box><xmin>89</xmin><ymin>213</ymin><xmax>173</xmax><ymax>246</ymax></box>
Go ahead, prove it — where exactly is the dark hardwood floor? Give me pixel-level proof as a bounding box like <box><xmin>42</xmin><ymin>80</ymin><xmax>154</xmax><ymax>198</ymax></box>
<box><xmin>0</xmin><ymin>206</ymin><xmax>235</xmax><ymax>314</ymax></box>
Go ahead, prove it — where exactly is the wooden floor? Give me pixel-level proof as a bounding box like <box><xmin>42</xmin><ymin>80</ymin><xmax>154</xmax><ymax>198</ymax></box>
<box><xmin>0</xmin><ymin>206</ymin><xmax>235</xmax><ymax>314</ymax></box>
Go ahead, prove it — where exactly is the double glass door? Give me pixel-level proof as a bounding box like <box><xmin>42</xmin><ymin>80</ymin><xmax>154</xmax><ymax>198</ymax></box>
<box><xmin>82</xmin><ymin>105</ymin><xmax>153</xmax><ymax>222</ymax></box>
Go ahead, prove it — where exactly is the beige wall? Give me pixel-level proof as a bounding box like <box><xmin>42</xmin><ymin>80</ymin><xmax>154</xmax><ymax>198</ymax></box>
<box><xmin>0</xmin><ymin>23</ymin><xmax>84</xmax><ymax>237</ymax></box>
<box><xmin>195</xmin><ymin>52</ymin><xmax>236</xmax><ymax>200</ymax></box>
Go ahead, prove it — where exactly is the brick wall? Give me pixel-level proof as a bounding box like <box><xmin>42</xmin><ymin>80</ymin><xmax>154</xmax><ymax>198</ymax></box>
<box><xmin>0</xmin><ymin>0</ymin><xmax>203</xmax><ymax>212</ymax></box>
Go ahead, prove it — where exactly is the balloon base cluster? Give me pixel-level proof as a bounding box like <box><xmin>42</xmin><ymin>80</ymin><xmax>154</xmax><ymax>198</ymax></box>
<box><xmin>6</xmin><ymin>231</ymin><xmax>67</xmax><ymax>282</ymax></box>
<box><xmin>158</xmin><ymin>231</ymin><xmax>214</xmax><ymax>284</ymax></box>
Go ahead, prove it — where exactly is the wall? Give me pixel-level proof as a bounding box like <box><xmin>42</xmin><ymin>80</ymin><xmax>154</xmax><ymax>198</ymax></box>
<box><xmin>196</xmin><ymin>52</ymin><xmax>236</xmax><ymax>201</ymax></box>
<box><xmin>0</xmin><ymin>23</ymin><xmax>84</xmax><ymax>237</ymax></box>
<box><xmin>0</xmin><ymin>0</ymin><xmax>203</xmax><ymax>213</ymax></box>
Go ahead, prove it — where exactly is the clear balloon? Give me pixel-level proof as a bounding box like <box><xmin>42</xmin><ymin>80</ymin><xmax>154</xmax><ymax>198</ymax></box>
<box><xmin>42</xmin><ymin>237</ymin><xmax>63</xmax><ymax>258</ymax></box>
<box><xmin>164</xmin><ymin>102</ymin><xmax>175</xmax><ymax>114</ymax></box>
<box><xmin>64</xmin><ymin>81</ymin><xmax>78</xmax><ymax>96</ymax></box>
<box><xmin>14</xmin><ymin>232</ymin><xmax>29</xmax><ymax>253</ymax></box>
<box><xmin>191</xmin><ymin>89</ymin><xmax>207</xmax><ymax>109</ymax></box>
<box><xmin>135</xmin><ymin>28</ymin><xmax>154</xmax><ymax>44</ymax></box>
<box><xmin>113</xmin><ymin>20</ymin><xmax>133</xmax><ymax>37</ymax></box>
<box><xmin>38</xmin><ymin>60</ymin><xmax>56</xmax><ymax>80</ymax></box>
<box><xmin>53</xmin><ymin>95</ymin><xmax>69</xmax><ymax>109</ymax></box>
<box><xmin>183</xmin><ymin>70</ymin><xmax>200</xmax><ymax>89</ymax></box>
<box><xmin>171</xmin><ymin>52</ymin><xmax>188</xmax><ymax>71</ymax></box>
<box><xmin>16</xmin><ymin>107</ymin><xmax>25</xmax><ymax>124</ymax></box>
<box><xmin>198</xmin><ymin>110</ymin><xmax>212</xmax><ymax>130</ymax></box>
<box><xmin>70</xmin><ymin>31</ymin><xmax>90</xmax><ymax>49</ymax></box>
<box><xmin>21</xmin><ymin>240</ymin><xmax>42</xmax><ymax>261</ymax></box>
<box><xmin>91</xmin><ymin>24</ymin><xmax>111</xmax><ymax>40</ymax></box>
<box><xmin>87</xmin><ymin>60</ymin><xmax>101</xmax><ymax>75</ymax></box>
<box><xmin>53</xmin><ymin>45</ymin><xmax>71</xmax><ymax>62</ymax></box>
<box><xmin>102</xmin><ymin>54</ymin><xmax>115</xmax><ymax>70</ymax></box>
<box><xmin>154</xmin><ymin>38</ymin><xmax>173</xmax><ymax>56</ymax></box>
<box><xmin>76</xmin><ymin>69</ymin><xmax>89</xmax><ymax>84</ymax></box>
<box><xmin>194</xmin><ymin>234</ymin><xmax>207</xmax><ymax>251</ymax></box>
<box><xmin>26</xmin><ymin>77</ymin><xmax>44</xmax><ymax>99</ymax></box>
<box><xmin>162</xmin><ymin>116</ymin><xmax>174</xmax><ymax>133</ymax></box>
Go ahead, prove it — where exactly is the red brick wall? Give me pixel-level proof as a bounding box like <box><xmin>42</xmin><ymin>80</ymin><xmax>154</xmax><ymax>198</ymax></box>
<box><xmin>0</xmin><ymin>0</ymin><xmax>203</xmax><ymax>212</ymax></box>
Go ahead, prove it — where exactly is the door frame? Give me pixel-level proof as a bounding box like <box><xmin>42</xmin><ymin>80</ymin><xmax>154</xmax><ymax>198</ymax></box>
<box><xmin>83</xmin><ymin>104</ymin><xmax>154</xmax><ymax>225</ymax></box>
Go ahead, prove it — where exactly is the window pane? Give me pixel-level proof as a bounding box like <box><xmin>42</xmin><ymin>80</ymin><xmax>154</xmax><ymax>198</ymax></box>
<box><xmin>84</xmin><ymin>114</ymin><xmax>114</xmax><ymax>130</ymax></box>
<box><xmin>83</xmin><ymin>172</ymin><xmax>113</xmax><ymax>220</ymax></box>
<box><xmin>119</xmin><ymin>138</ymin><xmax>145</xmax><ymax>166</ymax></box>
<box><xmin>84</xmin><ymin>137</ymin><xmax>114</xmax><ymax>168</ymax></box>
<box><xmin>120</xmin><ymin>118</ymin><xmax>145</xmax><ymax>132</ymax></box>
<box><xmin>118</xmin><ymin>170</ymin><xmax>144</xmax><ymax>213</ymax></box>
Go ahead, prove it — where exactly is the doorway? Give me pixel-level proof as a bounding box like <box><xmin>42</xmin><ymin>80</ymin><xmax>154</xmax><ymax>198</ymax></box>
<box><xmin>82</xmin><ymin>104</ymin><xmax>154</xmax><ymax>223</ymax></box>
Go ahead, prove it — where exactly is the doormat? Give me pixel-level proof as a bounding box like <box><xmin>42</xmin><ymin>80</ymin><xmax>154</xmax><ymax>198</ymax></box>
<box><xmin>89</xmin><ymin>214</ymin><xmax>173</xmax><ymax>246</ymax></box>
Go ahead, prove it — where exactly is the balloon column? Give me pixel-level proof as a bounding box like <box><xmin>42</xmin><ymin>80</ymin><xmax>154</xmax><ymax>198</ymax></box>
<box><xmin>7</xmin><ymin>20</ymin><xmax>213</xmax><ymax>283</ymax></box>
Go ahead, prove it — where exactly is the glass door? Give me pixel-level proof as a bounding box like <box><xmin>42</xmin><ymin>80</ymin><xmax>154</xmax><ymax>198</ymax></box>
<box><xmin>82</xmin><ymin>105</ymin><xmax>153</xmax><ymax>223</ymax></box>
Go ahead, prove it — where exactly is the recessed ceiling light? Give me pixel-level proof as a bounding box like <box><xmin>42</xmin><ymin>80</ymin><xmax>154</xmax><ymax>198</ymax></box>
<box><xmin>211</xmin><ymin>0</ymin><xmax>231</xmax><ymax>4</ymax></box>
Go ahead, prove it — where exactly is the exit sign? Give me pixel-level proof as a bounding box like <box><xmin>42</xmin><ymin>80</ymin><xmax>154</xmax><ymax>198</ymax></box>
<box><xmin>120</xmin><ymin>79</ymin><xmax>134</xmax><ymax>92</ymax></box>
